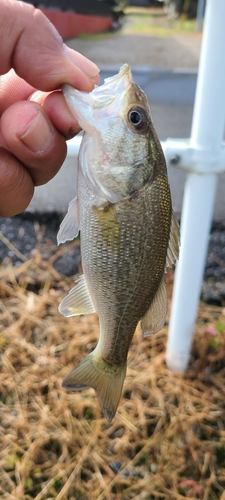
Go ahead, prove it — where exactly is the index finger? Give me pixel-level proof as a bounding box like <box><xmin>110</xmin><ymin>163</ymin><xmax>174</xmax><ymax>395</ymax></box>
<box><xmin>1</xmin><ymin>0</ymin><xmax>100</xmax><ymax>92</ymax></box>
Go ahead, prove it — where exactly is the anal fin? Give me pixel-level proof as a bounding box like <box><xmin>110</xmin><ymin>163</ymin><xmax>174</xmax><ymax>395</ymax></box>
<box><xmin>59</xmin><ymin>274</ymin><xmax>95</xmax><ymax>317</ymax></box>
<box><xmin>141</xmin><ymin>276</ymin><xmax>167</xmax><ymax>336</ymax></box>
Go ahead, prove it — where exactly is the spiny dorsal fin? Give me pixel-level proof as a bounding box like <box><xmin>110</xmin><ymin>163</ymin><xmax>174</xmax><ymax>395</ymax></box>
<box><xmin>141</xmin><ymin>276</ymin><xmax>167</xmax><ymax>336</ymax></box>
<box><xmin>59</xmin><ymin>275</ymin><xmax>95</xmax><ymax>317</ymax></box>
<box><xmin>57</xmin><ymin>196</ymin><xmax>79</xmax><ymax>245</ymax></box>
<box><xmin>166</xmin><ymin>210</ymin><xmax>180</xmax><ymax>269</ymax></box>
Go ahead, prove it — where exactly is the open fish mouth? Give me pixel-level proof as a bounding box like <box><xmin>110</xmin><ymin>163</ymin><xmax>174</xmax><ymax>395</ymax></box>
<box><xmin>90</xmin><ymin>64</ymin><xmax>133</xmax><ymax>107</ymax></box>
<box><xmin>62</xmin><ymin>64</ymin><xmax>133</xmax><ymax>131</ymax></box>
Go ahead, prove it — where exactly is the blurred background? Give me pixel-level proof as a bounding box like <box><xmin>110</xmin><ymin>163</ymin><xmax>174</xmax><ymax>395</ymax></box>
<box><xmin>1</xmin><ymin>2</ymin><xmax>225</xmax><ymax>499</ymax></box>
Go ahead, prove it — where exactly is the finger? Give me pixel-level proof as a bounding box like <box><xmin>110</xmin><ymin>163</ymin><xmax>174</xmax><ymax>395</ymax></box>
<box><xmin>0</xmin><ymin>72</ymin><xmax>83</xmax><ymax>136</ymax></box>
<box><xmin>0</xmin><ymin>70</ymin><xmax>35</xmax><ymax>114</ymax></box>
<box><xmin>0</xmin><ymin>148</ymin><xmax>34</xmax><ymax>217</ymax></box>
<box><xmin>32</xmin><ymin>90</ymin><xmax>81</xmax><ymax>138</ymax></box>
<box><xmin>1</xmin><ymin>101</ymin><xmax>67</xmax><ymax>186</ymax></box>
<box><xmin>1</xmin><ymin>0</ymin><xmax>100</xmax><ymax>92</ymax></box>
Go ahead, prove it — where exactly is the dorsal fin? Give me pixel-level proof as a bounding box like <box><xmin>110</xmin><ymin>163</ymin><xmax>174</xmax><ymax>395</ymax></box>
<box><xmin>166</xmin><ymin>210</ymin><xmax>180</xmax><ymax>269</ymax></box>
<box><xmin>141</xmin><ymin>277</ymin><xmax>167</xmax><ymax>336</ymax></box>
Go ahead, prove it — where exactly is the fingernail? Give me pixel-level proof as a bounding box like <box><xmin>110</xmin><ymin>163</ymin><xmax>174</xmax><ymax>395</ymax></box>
<box><xmin>66</xmin><ymin>126</ymin><xmax>82</xmax><ymax>140</ymax></box>
<box><xmin>68</xmin><ymin>126</ymin><xmax>81</xmax><ymax>136</ymax></box>
<box><xmin>91</xmin><ymin>74</ymin><xmax>100</xmax><ymax>85</ymax></box>
<box><xmin>20</xmin><ymin>111</ymin><xmax>53</xmax><ymax>153</ymax></box>
<box><xmin>64</xmin><ymin>45</ymin><xmax>100</xmax><ymax>78</ymax></box>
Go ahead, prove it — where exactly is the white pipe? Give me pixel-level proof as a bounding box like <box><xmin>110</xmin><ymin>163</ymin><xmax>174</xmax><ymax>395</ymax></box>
<box><xmin>190</xmin><ymin>4</ymin><xmax>225</xmax><ymax>150</ymax></box>
<box><xmin>166</xmin><ymin>173</ymin><xmax>218</xmax><ymax>372</ymax></box>
<box><xmin>166</xmin><ymin>0</ymin><xmax>225</xmax><ymax>372</ymax></box>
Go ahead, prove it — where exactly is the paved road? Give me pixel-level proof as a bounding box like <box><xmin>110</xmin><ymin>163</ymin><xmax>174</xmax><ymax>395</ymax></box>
<box><xmin>28</xmin><ymin>69</ymin><xmax>225</xmax><ymax>220</ymax></box>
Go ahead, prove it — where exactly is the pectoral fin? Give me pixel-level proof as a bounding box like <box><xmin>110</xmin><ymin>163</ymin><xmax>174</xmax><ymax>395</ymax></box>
<box><xmin>141</xmin><ymin>276</ymin><xmax>167</xmax><ymax>336</ymax></box>
<box><xmin>57</xmin><ymin>196</ymin><xmax>79</xmax><ymax>245</ymax></box>
<box><xmin>166</xmin><ymin>210</ymin><xmax>180</xmax><ymax>269</ymax></box>
<box><xmin>59</xmin><ymin>275</ymin><xmax>95</xmax><ymax>317</ymax></box>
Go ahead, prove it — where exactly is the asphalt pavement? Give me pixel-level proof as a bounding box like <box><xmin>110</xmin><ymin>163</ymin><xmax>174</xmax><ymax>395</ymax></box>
<box><xmin>28</xmin><ymin>68</ymin><xmax>225</xmax><ymax>221</ymax></box>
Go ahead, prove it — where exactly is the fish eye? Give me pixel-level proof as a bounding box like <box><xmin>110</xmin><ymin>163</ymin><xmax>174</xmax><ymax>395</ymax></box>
<box><xmin>128</xmin><ymin>106</ymin><xmax>148</xmax><ymax>131</ymax></box>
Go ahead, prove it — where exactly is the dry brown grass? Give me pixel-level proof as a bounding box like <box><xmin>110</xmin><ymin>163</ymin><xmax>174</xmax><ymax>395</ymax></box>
<box><xmin>0</xmin><ymin>239</ymin><xmax>225</xmax><ymax>500</ymax></box>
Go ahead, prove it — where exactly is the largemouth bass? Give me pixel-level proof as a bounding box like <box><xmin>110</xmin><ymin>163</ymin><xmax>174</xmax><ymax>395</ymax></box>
<box><xmin>58</xmin><ymin>64</ymin><xmax>180</xmax><ymax>422</ymax></box>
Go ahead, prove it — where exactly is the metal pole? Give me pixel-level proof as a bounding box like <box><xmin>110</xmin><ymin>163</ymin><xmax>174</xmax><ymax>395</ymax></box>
<box><xmin>166</xmin><ymin>0</ymin><xmax>225</xmax><ymax>373</ymax></box>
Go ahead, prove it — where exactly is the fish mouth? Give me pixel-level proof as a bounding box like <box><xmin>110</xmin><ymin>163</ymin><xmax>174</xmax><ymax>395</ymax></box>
<box><xmin>62</xmin><ymin>64</ymin><xmax>133</xmax><ymax>131</ymax></box>
<box><xmin>90</xmin><ymin>64</ymin><xmax>133</xmax><ymax>108</ymax></box>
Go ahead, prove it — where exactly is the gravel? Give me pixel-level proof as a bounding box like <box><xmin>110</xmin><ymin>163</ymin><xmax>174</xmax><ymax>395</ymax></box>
<box><xmin>0</xmin><ymin>214</ymin><xmax>81</xmax><ymax>276</ymax></box>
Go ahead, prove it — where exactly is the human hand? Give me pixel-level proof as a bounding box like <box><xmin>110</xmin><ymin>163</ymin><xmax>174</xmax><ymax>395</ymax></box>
<box><xmin>0</xmin><ymin>0</ymin><xmax>100</xmax><ymax>217</ymax></box>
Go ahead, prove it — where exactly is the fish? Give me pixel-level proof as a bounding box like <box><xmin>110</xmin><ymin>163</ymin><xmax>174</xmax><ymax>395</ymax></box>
<box><xmin>57</xmin><ymin>64</ymin><xmax>180</xmax><ymax>422</ymax></box>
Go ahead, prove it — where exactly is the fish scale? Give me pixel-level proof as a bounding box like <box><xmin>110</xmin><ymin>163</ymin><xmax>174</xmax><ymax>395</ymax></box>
<box><xmin>57</xmin><ymin>64</ymin><xmax>180</xmax><ymax>421</ymax></box>
<box><xmin>75</xmin><ymin>169</ymin><xmax>170</xmax><ymax>368</ymax></box>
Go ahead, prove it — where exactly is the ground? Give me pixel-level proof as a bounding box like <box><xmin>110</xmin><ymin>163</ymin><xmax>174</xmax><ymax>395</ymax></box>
<box><xmin>0</xmin><ymin>8</ymin><xmax>225</xmax><ymax>500</ymax></box>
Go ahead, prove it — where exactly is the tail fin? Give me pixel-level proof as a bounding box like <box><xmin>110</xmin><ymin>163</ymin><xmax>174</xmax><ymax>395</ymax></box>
<box><xmin>62</xmin><ymin>351</ymin><xmax>126</xmax><ymax>422</ymax></box>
